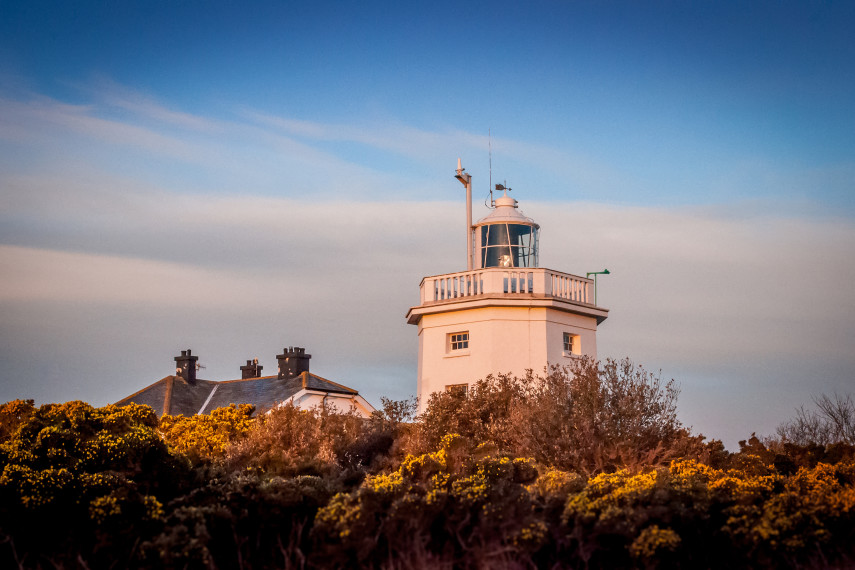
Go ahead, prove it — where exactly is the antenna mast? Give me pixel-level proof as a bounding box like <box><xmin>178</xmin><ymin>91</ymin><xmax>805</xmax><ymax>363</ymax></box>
<box><xmin>455</xmin><ymin>158</ymin><xmax>473</xmax><ymax>271</ymax></box>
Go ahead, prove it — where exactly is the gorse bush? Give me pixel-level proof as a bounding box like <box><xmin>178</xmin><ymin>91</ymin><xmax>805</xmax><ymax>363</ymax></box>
<box><xmin>0</xmin><ymin>400</ymin><xmax>190</xmax><ymax>568</ymax></box>
<box><xmin>559</xmin><ymin>459</ymin><xmax>855</xmax><ymax>568</ymax></box>
<box><xmin>160</xmin><ymin>403</ymin><xmax>255</xmax><ymax>462</ymax></box>
<box><xmin>1</xmin><ymin>364</ymin><xmax>854</xmax><ymax>569</ymax></box>
<box><xmin>313</xmin><ymin>434</ymin><xmax>543</xmax><ymax>569</ymax></box>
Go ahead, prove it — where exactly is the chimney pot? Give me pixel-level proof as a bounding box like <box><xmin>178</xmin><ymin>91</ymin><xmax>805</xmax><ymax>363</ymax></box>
<box><xmin>240</xmin><ymin>358</ymin><xmax>263</xmax><ymax>379</ymax></box>
<box><xmin>276</xmin><ymin>345</ymin><xmax>311</xmax><ymax>378</ymax></box>
<box><xmin>174</xmin><ymin>349</ymin><xmax>199</xmax><ymax>384</ymax></box>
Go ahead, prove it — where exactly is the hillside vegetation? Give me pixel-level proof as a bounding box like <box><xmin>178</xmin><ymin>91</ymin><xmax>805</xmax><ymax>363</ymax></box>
<box><xmin>1</xmin><ymin>358</ymin><xmax>853</xmax><ymax>569</ymax></box>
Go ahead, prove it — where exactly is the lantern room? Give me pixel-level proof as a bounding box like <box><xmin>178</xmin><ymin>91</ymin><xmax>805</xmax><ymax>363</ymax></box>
<box><xmin>474</xmin><ymin>187</ymin><xmax>539</xmax><ymax>269</ymax></box>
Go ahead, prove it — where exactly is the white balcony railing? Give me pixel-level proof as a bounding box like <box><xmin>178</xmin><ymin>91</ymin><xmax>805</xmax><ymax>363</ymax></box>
<box><xmin>420</xmin><ymin>267</ymin><xmax>594</xmax><ymax>306</ymax></box>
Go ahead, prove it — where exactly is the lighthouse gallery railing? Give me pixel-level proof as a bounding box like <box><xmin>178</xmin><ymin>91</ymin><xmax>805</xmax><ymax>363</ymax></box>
<box><xmin>421</xmin><ymin>268</ymin><xmax>594</xmax><ymax>306</ymax></box>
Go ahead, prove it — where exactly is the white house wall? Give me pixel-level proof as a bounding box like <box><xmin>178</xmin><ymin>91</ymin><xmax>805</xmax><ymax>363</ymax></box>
<box><xmin>286</xmin><ymin>389</ymin><xmax>375</xmax><ymax>417</ymax></box>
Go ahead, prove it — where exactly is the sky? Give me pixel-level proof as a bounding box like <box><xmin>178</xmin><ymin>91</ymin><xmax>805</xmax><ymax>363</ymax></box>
<box><xmin>1</xmin><ymin>0</ymin><xmax>853</xmax><ymax>448</ymax></box>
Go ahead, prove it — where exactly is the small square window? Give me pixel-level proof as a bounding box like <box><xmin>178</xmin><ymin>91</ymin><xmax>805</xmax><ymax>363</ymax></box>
<box><xmin>450</xmin><ymin>332</ymin><xmax>469</xmax><ymax>351</ymax></box>
<box><xmin>563</xmin><ymin>332</ymin><xmax>580</xmax><ymax>356</ymax></box>
<box><xmin>446</xmin><ymin>384</ymin><xmax>468</xmax><ymax>397</ymax></box>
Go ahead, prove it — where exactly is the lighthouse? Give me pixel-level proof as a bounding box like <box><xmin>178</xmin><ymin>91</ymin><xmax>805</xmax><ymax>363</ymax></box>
<box><xmin>406</xmin><ymin>159</ymin><xmax>609</xmax><ymax>409</ymax></box>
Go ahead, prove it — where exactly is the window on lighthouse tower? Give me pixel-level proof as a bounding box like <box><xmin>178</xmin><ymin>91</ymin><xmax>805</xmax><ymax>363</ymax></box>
<box><xmin>445</xmin><ymin>384</ymin><xmax>468</xmax><ymax>397</ymax></box>
<box><xmin>449</xmin><ymin>332</ymin><xmax>469</xmax><ymax>351</ymax></box>
<box><xmin>563</xmin><ymin>332</ymin><xmax>581</xmax><ymax>356</ymax></box>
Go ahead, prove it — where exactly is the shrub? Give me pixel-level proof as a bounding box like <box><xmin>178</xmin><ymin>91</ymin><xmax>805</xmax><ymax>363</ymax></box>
<box><xmin>0</xmin><ymin>401</ymin><xmax>190</xmax><ymax>568</ymax></box>
<box><xmin>415</xmin><ymin>358</ymin><xmax>701</xmax><ymax>475</ymax></box>
<box><xmin>222</xmin><ymin>400</ymin><xmax>406</xmax><ymax>478</ymax></box>
<box><xmin>160</xmin><ymin>403</ymin><xmax>256</xmax><ymax>463</ymax></box>
<box><xmin>776</xmin><ymin>393</ymin><xmax>855</xmax><ymax>446</ymax></box>
<box><xmin>138</xmin><ymin>473</ymin><xmax>335</xmax><ymax>569</ymax></box>
<box><xmin>0</xmin><ymin>399</ymin><xmax>36</xmax><ymax>443</ymax></box>
<box><xmin>312</xmin><ymin>434</ymin><xmax>543</xmax><ymax>569</ymax></box>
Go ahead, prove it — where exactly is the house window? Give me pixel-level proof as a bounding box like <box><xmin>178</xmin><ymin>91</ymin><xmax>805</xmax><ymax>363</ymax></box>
<box><xmin>563</xmin><ymin>332</ymin><xmax>580</xmax><ymax>356</ymax></box>
<box><xmin>449</xmin><ymin>332</ymin><xmax>469</xmax><ymax>351</ymax></box>
<box><xmin>446</xmin><ymin>384</ymin><xmax>468</xmax><ymax>397</ymax></box>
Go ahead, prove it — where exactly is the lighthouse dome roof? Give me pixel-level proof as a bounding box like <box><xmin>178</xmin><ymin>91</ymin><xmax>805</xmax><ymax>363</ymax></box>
<box><xmin>475</xmin><ymin>194</ymin><xmax>539</xmax><ymax>228</ymax></box>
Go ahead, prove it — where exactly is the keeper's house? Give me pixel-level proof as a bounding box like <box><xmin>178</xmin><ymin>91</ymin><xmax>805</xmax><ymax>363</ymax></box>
<box><xmin>116</xmin><ymin>346</ymin><xmax>375</xmax><ymax>418</ymax></box>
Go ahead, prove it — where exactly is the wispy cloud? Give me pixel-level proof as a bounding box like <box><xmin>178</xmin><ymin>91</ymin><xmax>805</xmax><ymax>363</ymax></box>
<box><xmin>5</xmin><ymin>80</ymin><xmax>849</xmax><ymax>211</ymax></box>
<box><xmin>0</xmin><ymin>96</ymin><xmax>207</xmax><ymax>161</ymax></box>
<box><xmin>241</xmin><ymin>109</ymin><xmax>623</xmax><ymax>194</ymax></box>
<box><xmin>0</xmin><ymin>86</ymin><xmax>456</xmax><ymax>199</ymax></box>
<box><xmin>82</xmin><ymin>77</ymin><xmax>225</xmax><ymax>132</ymax></box>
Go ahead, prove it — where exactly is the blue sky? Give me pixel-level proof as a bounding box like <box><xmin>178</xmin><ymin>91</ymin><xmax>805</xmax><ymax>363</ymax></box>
<box><xmin>1</xmin><ymin>0</ymin><xmax>854</xmax><ymax>447</ymax></box>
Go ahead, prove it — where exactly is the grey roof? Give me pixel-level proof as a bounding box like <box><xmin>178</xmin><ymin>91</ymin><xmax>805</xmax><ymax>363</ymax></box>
<box><xmin>115</xmin><ymin>371</ymin><xmax>359</xmax><ymax>417</ymax></box>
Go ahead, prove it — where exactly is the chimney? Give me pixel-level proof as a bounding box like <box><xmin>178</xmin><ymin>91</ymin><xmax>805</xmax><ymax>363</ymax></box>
<box><xmin>276</xmin><ymin>346</ymin><xmax>311</xmax><ymax>379</ymax></box>
<box><xmin>174</xmin><ymin>349</ymin><xmax>198</xmax><ymax>384</ymax></box>
<box><xmin>240</xmin><ymin>358</ymin><xmax>263</xmax><ymax>379</ymax></box>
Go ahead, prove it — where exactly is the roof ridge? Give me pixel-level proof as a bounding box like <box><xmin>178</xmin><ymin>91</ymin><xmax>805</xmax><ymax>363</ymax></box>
<box><xmin>208</xmin><ymin>373</ymin><xmax>307</xmax><ymax>385</ymax></box>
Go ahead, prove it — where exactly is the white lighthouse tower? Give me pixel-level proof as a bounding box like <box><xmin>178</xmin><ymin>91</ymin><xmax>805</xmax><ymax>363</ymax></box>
<box><xmin>406</xmin><ymin>159</ymin><xmax>609</xmax><ymax>409</ymax></box>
